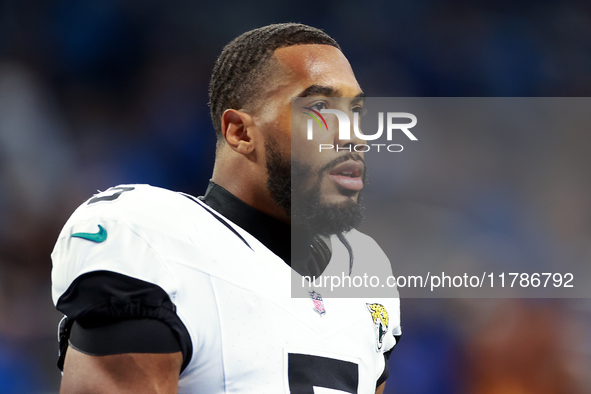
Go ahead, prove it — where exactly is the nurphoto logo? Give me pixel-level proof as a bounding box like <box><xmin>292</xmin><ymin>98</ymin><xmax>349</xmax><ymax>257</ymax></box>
<box><xmin>304</xmin><ymin>108</ymin><xmax>418</xmax><ymax>152</ymax></box>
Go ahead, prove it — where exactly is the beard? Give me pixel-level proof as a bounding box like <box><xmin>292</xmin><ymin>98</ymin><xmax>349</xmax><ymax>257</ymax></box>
<box><xmin>265</xmin><ymin>138</ymin><xmax>365</xmax><ymax>236</ymax></box>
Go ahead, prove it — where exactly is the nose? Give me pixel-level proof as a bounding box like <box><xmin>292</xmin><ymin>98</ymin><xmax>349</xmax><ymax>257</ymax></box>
<box><xmin>319</xmin><ymin>108</ymin><xmax>366</xmax><ymax>153</ymax></box>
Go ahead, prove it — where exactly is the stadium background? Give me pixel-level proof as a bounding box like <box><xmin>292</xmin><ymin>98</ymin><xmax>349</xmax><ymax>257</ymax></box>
<box><xmin>1</xmin><ymin>0</ymin><xmax>590</xmax><ymax>392</ymax></box>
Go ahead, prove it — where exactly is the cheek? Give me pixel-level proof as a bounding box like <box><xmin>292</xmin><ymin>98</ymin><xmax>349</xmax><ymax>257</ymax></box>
<box><xmin>291</xmin><ymin>119</ymin><xmax>336</xmax><ymax>160</ymax></box>
<box><xmin>291</xmin><ymin>121</ymin><xmax>315</xmax><ymax>160</ymax></box>
<box><xmin>259</xmin><ymin>118</ymin><xmax>292</xmax><ymax>155</ymax></box>
<box><xmin>257</xmin><ymin>99</ymin><xmax>291</xmax><ymax>137</ymax></box>
<box><xmin>292</xmin><ymin>140</ymin><xmax>328</xmax><ymax>173</ymax></box>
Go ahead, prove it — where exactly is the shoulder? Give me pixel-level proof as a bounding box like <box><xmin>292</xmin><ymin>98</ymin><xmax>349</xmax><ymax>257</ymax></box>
<box><xmin>51</xmin><ymin>185</ymin><xmax>199</xmax><ymax>372</ymax></box>
<box><xmin>343</xmin><ymin>229</ymin><xmax>384</xmax><ymax>251</ymax></box>
<box><xmin>64</xmin><ymin>184</ymin><xmax>198</xmax><ymax>227</ymax></box>
<box><xmin>341</xmin><ymin>229</ymin><xmax>391</xmax><ymax>273</ymax></box>
<box><xmin>51</xmin><ymin>184</ymin><xmax>218</xmax><ymax>303</ymax></box>
<box><xmin>55</xmin><ymin>184</ymin><xmax>224</xmax><ymax>250</ymax></box>
<box><xmin>344</xmin><ymin>231</ymin><xmax>401</xmax><ymax>330</ymax></box>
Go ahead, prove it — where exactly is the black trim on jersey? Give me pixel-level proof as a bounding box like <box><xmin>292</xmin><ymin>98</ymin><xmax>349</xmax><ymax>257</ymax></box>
<box><xmin>336</xmin><ymin>233</ymin><xmax>354</xmax><ymax>275</ymax></box>
<box><xmin>197</xmin><ymin>181</ymin><xmax>334</xmax><ymax>277</ymax></box>
<box><xmin>376</xmin><ymin>334</ymin><xmax>401</xmax><ymax>387</ymax></box>
<box><xmin>180</xmin><ymin>193</ymin><xmax>253</xmax><ymax>251</ymax></box>
<box><xmin>200</xmin><ymin>181</ymin><xmax>289</xmax><ymax>258</ymax></box>
<box><xmin>376</xmin><ymin>348</ymin><xmax>393</xmax><ymax>388</ymax></box>
<box><xmin>55</xmin><ymin>271</ymin><xmax>192</xmax><ymax>372</ymax></box>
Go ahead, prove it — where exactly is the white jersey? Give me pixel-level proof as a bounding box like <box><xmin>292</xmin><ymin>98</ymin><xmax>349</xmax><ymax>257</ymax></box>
<box><xmin>51</xmin><ymin>184</ymin><xmax>401</xmax><ymax>393</ymax></box>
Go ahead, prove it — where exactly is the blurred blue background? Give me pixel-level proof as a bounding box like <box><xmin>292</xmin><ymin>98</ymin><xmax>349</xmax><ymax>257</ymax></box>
<box><xmin>1</xmin><ymin>0</ymin><xmax>591</xmax><ymax>392</ymax></box>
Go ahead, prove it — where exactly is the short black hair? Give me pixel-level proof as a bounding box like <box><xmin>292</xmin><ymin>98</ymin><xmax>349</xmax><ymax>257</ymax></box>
<box><xmin>208</xmin><ymin>23</ymin><xmax>341</xmax><ymax>139</ymax></box>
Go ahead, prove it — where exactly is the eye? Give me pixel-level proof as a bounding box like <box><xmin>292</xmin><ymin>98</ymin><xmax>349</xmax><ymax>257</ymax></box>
<box><xmin>351</xmin><ymin>105</ymin><xmax>367</xmax><ymax>116</ymax></box>
<box><xmin>309</xmin><ymin>102</ymin><xmax>327</xmax><ymax>112</ymax></box>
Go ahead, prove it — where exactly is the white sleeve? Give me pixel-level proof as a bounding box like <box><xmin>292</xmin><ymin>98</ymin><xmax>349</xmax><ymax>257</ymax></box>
<box><xmin>50</xmin><ymin>186</ymin><xmax>193</xmax><ymax>372</ymax></box>
<box><xmin>51</xmin><ymin>216</ymin><xmax>178</xmax><ymax>305</ymax></box>
<box><xmin>51</xmin><ymin>185</ymin><xmax>179</xmax><ymax>305</ymax></box>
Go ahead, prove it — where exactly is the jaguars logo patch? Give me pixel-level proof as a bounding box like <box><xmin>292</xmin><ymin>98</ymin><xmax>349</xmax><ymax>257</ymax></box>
<box><xmin>366</xmin><ymin>303</ymin><xmax>389</xmax><ymax>351</ymax></box>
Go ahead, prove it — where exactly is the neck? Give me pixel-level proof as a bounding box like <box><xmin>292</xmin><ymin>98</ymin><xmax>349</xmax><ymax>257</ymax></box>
<box><xmin>200</xmin><ymin>181</ymin><xmax>332</xmax><ymax>277</ymax></box>
<box><xmin>212</xmin><ymin>156</ymin><xmax>290</xmax><ymax>224</ymax></box>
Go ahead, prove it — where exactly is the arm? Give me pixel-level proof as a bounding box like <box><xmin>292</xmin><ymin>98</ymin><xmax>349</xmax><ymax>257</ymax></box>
<box><xmin>376</xmin><ymin>381</ymin><xmax>386</xmax><ymax>394</ymax></box>
<box><xmin>60</xmin><ymin>346</ymin><xmax>183</xmax><ymax>394</ymax></box>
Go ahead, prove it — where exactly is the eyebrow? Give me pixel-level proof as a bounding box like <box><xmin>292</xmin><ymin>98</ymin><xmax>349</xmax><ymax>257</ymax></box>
<box><xmin>296</xmin><ymin>84</ymin><xmax>365</xmax><ymax>99</ymax></box>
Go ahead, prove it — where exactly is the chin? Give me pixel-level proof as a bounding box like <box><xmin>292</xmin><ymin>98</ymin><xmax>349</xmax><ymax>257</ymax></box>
<box><xmin>320</xmin><ymin>187</ymin><xmax>360</xmax><ymax>205</ymax></box>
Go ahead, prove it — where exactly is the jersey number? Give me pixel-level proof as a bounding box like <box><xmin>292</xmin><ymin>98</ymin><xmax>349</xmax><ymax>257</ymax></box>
<box><xmin>88</xmin><ymin>186</ymin><xmax>135</xmax><ymax>204</ymax></box>
<box><xmin>288</xmin><ymin>353</ymin><xmax>358</xmax><ymax>393</ymax></box>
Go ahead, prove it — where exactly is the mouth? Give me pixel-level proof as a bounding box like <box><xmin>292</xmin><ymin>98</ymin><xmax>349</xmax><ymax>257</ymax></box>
<box><xmin>328</xmin><ymin>160</ymin><xmax>365</xmax><ymax>192</ymax></box>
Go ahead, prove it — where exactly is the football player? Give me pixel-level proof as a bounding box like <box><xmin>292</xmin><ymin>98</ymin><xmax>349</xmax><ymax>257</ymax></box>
<box><xmin>52</xmin><ymin>23</ymin><xmax>401</xmax><ymax>393</ymax></box>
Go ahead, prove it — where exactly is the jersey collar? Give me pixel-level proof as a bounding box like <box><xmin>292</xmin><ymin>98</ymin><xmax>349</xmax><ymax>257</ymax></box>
<box><xmin>200</xmin><ymin>181</ymin><xmax>331</xmax><ymax>276</ymax></box>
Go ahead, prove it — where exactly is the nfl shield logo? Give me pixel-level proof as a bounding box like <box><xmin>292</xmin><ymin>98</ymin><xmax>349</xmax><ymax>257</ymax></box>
<box><xmin>309</xmin><ymin>290</ymin><xmax>326</xmax><ymax>316</ymax></box>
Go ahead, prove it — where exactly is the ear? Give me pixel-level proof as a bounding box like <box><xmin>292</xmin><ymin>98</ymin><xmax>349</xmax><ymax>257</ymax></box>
<box><xmin>221</xmin><ymin>109</ymin><xmax>255</xmax><ymax>154</ymax></box>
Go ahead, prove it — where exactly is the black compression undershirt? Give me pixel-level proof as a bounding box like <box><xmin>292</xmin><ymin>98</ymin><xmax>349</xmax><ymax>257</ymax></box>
<box><xmin>200</xmin><ymin>181</ymin><xmax>332</xmax><ymax>276</ymax></box>
<box><xmin>200</xmin><ymin>181</ymin><xmax>294</xmax><ymax>261</ymax></box>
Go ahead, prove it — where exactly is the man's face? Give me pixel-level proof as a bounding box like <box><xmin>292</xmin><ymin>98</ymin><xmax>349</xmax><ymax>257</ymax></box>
<box><xmin>253</xmin><ymin>44</ymin><xmax>366</xmax><ymax>234</ymax></box>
